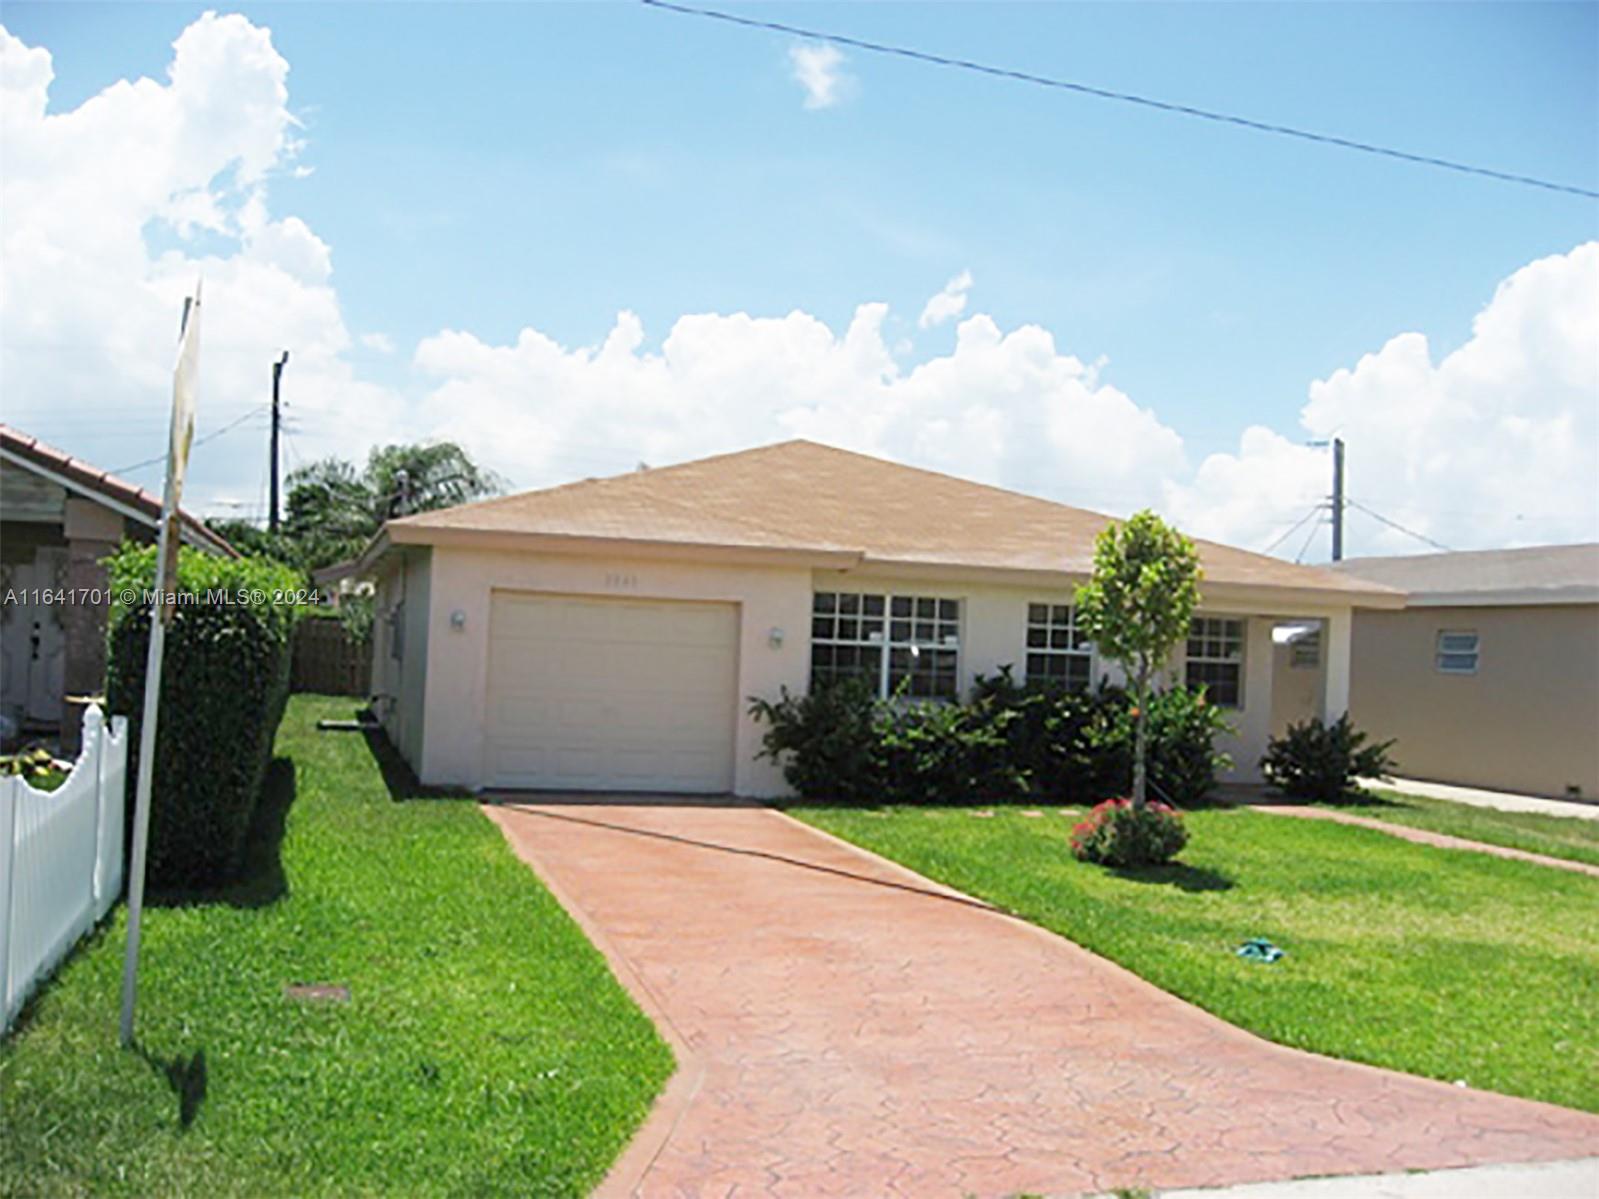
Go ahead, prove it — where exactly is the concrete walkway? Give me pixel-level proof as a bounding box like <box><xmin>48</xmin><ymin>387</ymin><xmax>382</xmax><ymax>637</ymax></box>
<box><xmin>486</xmin><ymin>797</ymin><xmax>1599</xmax><ymax>1199</ymax></box>
<box><xmin>1252</xmin><ymin>804</ymin><xmax>1599</xmax><ymax>879</ymax></box>
<box><xmin>1363</xmin><ymin>776</ymin><xmax>1599</xmax><ymax>821</ymax></box>
<box><xmin>1130</xmin><ymin>1155</ymin><xmax>1599</xmax><ymax>1199</ymax></box>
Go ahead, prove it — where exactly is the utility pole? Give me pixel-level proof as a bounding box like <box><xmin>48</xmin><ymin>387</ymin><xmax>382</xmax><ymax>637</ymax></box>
<box><xmin>269</xmin><ymin>350</ymin><xmax>289</xmax><ymax>532</ymax></box>
<box><xmin>1330</xmin><ymin>436</ymin><xmax>1345</xmax><ymax>562</ymax></box>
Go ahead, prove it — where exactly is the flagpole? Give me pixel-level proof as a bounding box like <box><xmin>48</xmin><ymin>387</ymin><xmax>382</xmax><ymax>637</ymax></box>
<box><xmin>120</xmin><ymin>285</ymin><xmax>201</xmax><ymax>1047</ymax></box>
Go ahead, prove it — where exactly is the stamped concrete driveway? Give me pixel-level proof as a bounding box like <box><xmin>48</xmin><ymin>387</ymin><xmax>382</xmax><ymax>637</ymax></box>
<box><xmin>486</xmin><ymin>797</ymin><xmax>1599</xmax><ymax>1199</ymax></box>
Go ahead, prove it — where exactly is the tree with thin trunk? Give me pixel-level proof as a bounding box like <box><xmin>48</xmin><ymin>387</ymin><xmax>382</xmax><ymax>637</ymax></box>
<box><xmin>1075</xmin><ymin>511</ymin><xmax>1202</xmax><ymax>808</ymax></box>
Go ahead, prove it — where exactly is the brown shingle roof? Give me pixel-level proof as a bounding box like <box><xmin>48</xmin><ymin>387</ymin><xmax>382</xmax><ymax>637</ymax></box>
<box><xmin>0</xmin><ymin>424</ymin><xmax>238</xmax><ymax>557</ymax></box>
<box><xmin>1334</xmin><ymin>544</ymin><xmax>1599</xmax><ymax>605</ymax></box>
<box><xmin>389</xmin><ymin>439</ymin><xmax>1396</xmax><ymax>599</ymax></box>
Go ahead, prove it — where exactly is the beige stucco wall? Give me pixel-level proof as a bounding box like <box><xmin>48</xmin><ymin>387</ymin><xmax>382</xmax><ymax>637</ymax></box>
<box><xmin>373</xmin><ymin>547</ymin><xmax>432</xmax><ymax>769</ymax></box>
<box><xmin>1348</xmin><ymin>604</ymin><xmax>1599</xmax><ymax>798</ymax></box>
<box><xmin>396</xmin><ymin>546</ymin><xmax>1362</xmax><ymax>796</ymax></box>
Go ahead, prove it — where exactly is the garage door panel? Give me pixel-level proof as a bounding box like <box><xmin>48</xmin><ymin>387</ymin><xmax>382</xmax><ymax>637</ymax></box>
<box><xmin>486</xmin><ymin>592</ymin><xmax>738</xmax><ymax>792</ymax></box>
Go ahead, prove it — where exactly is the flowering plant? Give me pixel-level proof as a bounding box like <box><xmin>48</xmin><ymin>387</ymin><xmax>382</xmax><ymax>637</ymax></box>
<box><xmin>1070</xmin><ymin>797</ymin><xmax>1188</xmax><ymax>867</ymax></box>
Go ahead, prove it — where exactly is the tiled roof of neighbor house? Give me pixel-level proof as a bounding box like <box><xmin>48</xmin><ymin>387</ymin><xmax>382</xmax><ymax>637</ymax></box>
<box><xmin>1333</xmin><ymin>543</ymin><xmax>1599</xmax><ymax>606</ymax></box>
<box><xmin>388</xmin><ymin>439</ymin><xmax>1398</xmax><ymax>599</ymax></box>
<box><xmin>0</xmin><ymin>424</ymin><xmax>238</xmax><ymax>557</ymax></box>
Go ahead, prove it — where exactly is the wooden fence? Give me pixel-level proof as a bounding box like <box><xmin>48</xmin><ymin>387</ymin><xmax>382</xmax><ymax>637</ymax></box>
<box><xmin>2</xmin><ymin>705</ymin><xmax>127</xmax><ymax>1032</ymax></box>
<box><xmin>291</xmin><ymin>616</ymin><xmax>372</xmax><ymax>697</ymax></box>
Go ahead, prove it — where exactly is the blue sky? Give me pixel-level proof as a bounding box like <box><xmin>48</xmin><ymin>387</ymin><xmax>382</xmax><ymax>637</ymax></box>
<box><xmin>2</xmin><ymin>3</ymin><xmax>1596</xmax><ymax>554</ymax></box>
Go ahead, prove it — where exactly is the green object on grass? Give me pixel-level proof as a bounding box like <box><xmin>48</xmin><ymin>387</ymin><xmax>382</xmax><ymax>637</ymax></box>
<box><xmin>1237</xmin><ymin>937</ymin><xmax>1286</xmax><ymax>963</ymax></box>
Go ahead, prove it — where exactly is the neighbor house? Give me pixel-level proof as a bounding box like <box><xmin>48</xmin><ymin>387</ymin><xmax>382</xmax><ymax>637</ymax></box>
<box><xmin>0</xmin><ymin>424</ymin><xmax>236</xmax><ymax>749</ymax></box>
<box><xmin>357</xmin><ymin>440</ymin><xmax>1403</xmax><ymax>796</ymax></box>
<box><xmin>1334</xmin><ymin>544</ymin><xmax>1599</xmax><ymax>799</ymax></box>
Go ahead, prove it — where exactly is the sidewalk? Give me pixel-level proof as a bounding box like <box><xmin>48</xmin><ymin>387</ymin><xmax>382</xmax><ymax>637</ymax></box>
<box><xmin>1118</xmin><ymin>1154</ymin><xmax>1599</xmax><ymax>1198</ymax></box>
<box><xmin>1362</xmin><ymin>776</ymin><xmax>1599</xmax><ymax>821</ymax></box>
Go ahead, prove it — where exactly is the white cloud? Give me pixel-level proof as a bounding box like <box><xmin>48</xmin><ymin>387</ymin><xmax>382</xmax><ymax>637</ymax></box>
<box><xmin>0</xmin><ymin>15</ymin><xmax>392</xmax><ymax>520</ymax></box>
<box><xmin>4</xmin><ymin>15</ymin><xmax>1594</xmax><ymax>564</ymax></box>
<box><xmin>788</xmin><ymin>43</ymin><xmax>849</xmax><ymax>110</ymax></box>
<box><xmin>918</xmin><ymin>269</ymin><xmax>973</xmax><ymax>328</ymax></box>
<box><xmin>1166</xmin><ymin>243</ymin><xmax>1599</xmax><ymax>557</ymax></box>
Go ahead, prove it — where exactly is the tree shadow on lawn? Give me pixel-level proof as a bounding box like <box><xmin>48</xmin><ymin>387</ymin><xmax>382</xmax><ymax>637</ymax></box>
<box><xmin>1110</xmin><ymin>861</ymin><xmax>1235</xmax><ymax>892</ymax></box>
<box><xmin>150</xmin><ymin>757</ymin><xmax>296</xmax><ymax>910</ymax></box>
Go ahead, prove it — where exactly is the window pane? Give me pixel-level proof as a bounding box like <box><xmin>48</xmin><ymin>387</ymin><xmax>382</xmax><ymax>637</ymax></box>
<box><xmin>1028</xmin><ymin>603</ymin><xmax>1048</xmax><ymax>624</ymax></box>
<box><xmin>814</xmin><ymin>592</ymin><xmax>837</xmax><ymax>614</ymax></box>
<box><xmin>915</xmin><ymin>621</ymin><xmax>934</xmax><ymax>641</ymax></box>
<box><xmin>891</xmin><ymin>619</ymin><xmax>911</xmax><ymax>642</ymax></box>
<box><xmin>812</xmin><ymin>616</ymin><xmax>833</xmax><ymax>640</ymax></box>
<box><xmin>891</xmin><ymin>596</ymin><xmax>912</xmax><ymax>617</ymax></box>
<box><xmin>839</xmin><ymin>593</ymin><xmax>859</xmax><ymax>615</ymax></box>
<box><xmin>863</xmin><ymin>594</ymin><xmax>885</xmax><ymax>616</ymax></box>
<box><xmin>837</xmin><ymin>618</ymin><xmax>858</xmax><ymax>640</ymax></box>
<box><xmin>862</xmin><ymin>618</ymin><xmax>884</xmax><ymax>639</ymax></box>
<box><xmin>938</xmin><ymin>599</ymin><xmax>958</xmax><ymax>621</ymax></box>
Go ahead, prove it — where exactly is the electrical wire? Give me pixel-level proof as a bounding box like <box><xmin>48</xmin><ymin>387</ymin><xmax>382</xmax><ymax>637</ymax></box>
<box><xmin>111</xmin><ymin>404</ymin><xmax>269</xmax><ymax>476</ymax></box>
<box><xmin>640</xmin><ymin>0</ymin><xmax>1599</xmax><ymax>200</ymax></box>
<box><xmin>1258</xmin><ymin>504</ymin><xmax>1325</xmax><ymax>555</ymax></box>
<box><xmin>1347</xmin><ymin>498</ymin><xmax>1453</xmax><ymax>552</ymax></box>
<box><xmin>1292</xmin><ymin>511</ymin><xmax>1325</xmax><ymax>563</ymax></box>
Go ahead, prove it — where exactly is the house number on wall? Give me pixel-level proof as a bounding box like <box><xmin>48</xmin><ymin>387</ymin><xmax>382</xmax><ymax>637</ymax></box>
<box><xmin>604</xmin><ymin>572</ymin><xmax>640</xmax><ymax>590</ymax></box>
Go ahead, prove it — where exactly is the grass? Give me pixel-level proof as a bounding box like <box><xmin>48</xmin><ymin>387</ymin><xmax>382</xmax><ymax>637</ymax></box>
<box><xmin>793</xmin><ymin>802</ymin><xmax>1599</xmax><ymax>1113</ymax></box>
<box><xmin>1315</xmin><ymin>788</ymin><xmax>1599</xmax><ymax>869</ymax></box>
<box><xmin>0</xmin><ymin>695</ymin><xmax>672</xmax><ymax>1198</ymax></box>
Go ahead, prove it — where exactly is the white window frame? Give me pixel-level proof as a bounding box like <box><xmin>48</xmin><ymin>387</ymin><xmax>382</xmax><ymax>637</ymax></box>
<box><xmin>1023</xmin><ymin>602</ymin><xmax>1094</xmax><ymax>689</ymax></box>
<box><xmin>810</xmin><ymin>591</ymin><xmax>961</xmax><ymax>699</ymax></box>
<box><xmin>1435</xmin><ymin>629</ymin><xmax>1480</xmax><ymax>675</ymax></box>
<box><xmin>1185</xmin><ymin>615</ymin><xmax>1246</xmax><ymax>708</ymax></box>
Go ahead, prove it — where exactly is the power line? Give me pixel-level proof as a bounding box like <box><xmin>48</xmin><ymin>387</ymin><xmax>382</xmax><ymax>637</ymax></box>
<box><xmin>640</xmin><ymin>0</ymin><xmax>1599</xmax><ymax>200</ymax></box>
<box><xmin>1347</xmin><ymin>498</ymin><xmax>1454</xmax><ymax>552</ymax></box>
<box><xmin>1259</xmin><ymin>504</ymin><xmax>1324</xmax><ymax>555</ymax></box>
<box><xmin>111</xmin><ymin>404</ymin><xmax>269</xmax><ymax>476</ymax></box>
<box><xmin>1292</xmin><ymin>512</ymin><xmax>1325</xmax><ymax>563</ymax></box>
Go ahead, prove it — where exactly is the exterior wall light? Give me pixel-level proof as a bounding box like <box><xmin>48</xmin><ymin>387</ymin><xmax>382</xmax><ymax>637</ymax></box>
<box><xmin>768</xmin><ymin>626</ymin><xmax>784</xmax><ymax>649</ymax></box>
<box><xmin>450</xmin><ymin>609</ymin><xmax>467</xmax><ymax>631</ymax></box>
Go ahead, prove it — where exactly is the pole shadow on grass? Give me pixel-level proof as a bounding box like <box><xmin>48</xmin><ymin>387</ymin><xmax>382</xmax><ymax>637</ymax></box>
<box><xmin>134</xmin><ymin>1044</ymin><xmax>208</xmax><ymax>1129</ymax></box>
<box><xmin>150</xmin><ymin>757</ymin><xmax>295</xmax><ymax>910</ymax></box>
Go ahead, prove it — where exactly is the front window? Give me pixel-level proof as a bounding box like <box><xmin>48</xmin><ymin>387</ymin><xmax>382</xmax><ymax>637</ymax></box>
<box><xmin>811</xmin><ymin>592</ymin><xmax>960</xmax><ymax>699</ymax></box>
<box><xmin>1186</xmin><ymin>616</ymin><xmax>1244</xmax><ymax>707</ymax></box>
<box><xmin>1435</xmin><ymin>630</ymin><xmax>1479</xmax><ymax>675</ymax></box>
<box><xmin>1025</xmin><ymin>603</ymin><xmax>1092</xmax><ymax>690</ymax></box>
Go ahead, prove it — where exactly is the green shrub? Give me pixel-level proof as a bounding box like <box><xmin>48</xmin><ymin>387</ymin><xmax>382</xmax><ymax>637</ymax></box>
<box><xmin>1069</xmin><ymin>798</ymin><xmax>1189</xmax><ymax>866</ymax></box>
<box><xmin>752</xmin><ymin>671</ymin><xmax>1231</xmax><ymax>807</ymax></box>
<box><xmin>748</xmin><ymin>680</ymin><xmax>880</xmax><ymax>803</ymax></box>
<box><xmin>1260</xmin><ymin>713</ymin><xmax>1397</xmax><ymax>801</ymax></box>
<box><xmin>106</xmin><ymin>543</ymin><xmax>305</xmax><ymax>887</ymax></box>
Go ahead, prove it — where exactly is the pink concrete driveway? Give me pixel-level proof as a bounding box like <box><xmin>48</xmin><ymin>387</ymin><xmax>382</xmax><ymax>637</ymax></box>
<box><xmin>486</xmin><ymin>798</ymin><xmax>1599</xmax><ymax>1198</ymax></box>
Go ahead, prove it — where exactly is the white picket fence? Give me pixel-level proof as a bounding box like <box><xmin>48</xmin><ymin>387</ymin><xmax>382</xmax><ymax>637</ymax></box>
<box><xmin>1</xmin><ymin>704</ymin><xmax>128</xmax><ymax>1033</ymax></box>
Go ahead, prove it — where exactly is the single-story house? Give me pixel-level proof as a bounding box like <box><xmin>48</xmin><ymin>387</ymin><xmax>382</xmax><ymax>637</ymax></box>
<box><xmin>0</xmin><ymin>424</ymin><xmax>236</xmax><ymax>749</ymax></box>
<box><xmin>1334</xmin><ymin>544</ymin><xmax>1599</xmax><ymax>799</ymax></box>
<box><xmin>358</xmin><ymin>440</ymin><xmax>1403</xmax><ymax>797</ymax></box>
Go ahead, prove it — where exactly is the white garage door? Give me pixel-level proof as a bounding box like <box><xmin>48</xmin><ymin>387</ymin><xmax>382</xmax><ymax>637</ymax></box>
<box><xmin>485</xmin><ymin>592</ymin><xmax>738</xmax><ymax>793</ymax></box>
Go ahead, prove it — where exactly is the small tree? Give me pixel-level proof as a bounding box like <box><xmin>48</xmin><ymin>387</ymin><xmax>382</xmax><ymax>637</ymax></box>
<box><xmin>1075</xmin><ymin>511</ymin><xmax>1202</xmax><ymax>808</ymax></box>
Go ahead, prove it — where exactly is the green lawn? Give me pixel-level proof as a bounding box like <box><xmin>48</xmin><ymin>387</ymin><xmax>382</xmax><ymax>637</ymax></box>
<box><xmin>0</xmin><ymin>695</ymin><xmax>672</xmax><ymax>1198</ymax></box>
<box><xmin>794</xmin><ymin>803</ymin><xmax>1599</xmax><ymax>1113</ymax></box>
<box><xmin>1319</xmin><ymin>789</ymin><xmax>1599</xmax><ymax>869</ymax></box>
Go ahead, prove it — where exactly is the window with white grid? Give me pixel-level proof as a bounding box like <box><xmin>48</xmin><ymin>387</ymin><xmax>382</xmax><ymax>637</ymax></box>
<box><xmin>1024</xmin><ymin>603</ymin><xmax>1092</xmax><ymax>690</ymax></box>
<box><xmin>810</xmin><ymin>592</ymin><xmax>961</xmax><ymax>699</ymax></box>
<box><xmin>1185</xmin><ymin>616</ymin><xmax>1244</xmax><ymax>707</ymax></box>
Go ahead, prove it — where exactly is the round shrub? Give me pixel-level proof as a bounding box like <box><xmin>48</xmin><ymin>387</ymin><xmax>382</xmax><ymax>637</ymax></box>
<box><xmin>1070</xmin><ymin>798</ymin><xmax>1189</xmax><ymax>867</ymax></box>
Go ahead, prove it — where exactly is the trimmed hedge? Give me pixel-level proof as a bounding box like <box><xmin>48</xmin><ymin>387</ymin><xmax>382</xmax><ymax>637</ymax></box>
<box><xmin>750</xmin><ymin>668</ymin><xmax>1234</xmax><ymax>808</ymax></box>
<box><xmin>106</xmin><ymin>544</ymin><xmax>305</xmax><ymax>888</ymax></box>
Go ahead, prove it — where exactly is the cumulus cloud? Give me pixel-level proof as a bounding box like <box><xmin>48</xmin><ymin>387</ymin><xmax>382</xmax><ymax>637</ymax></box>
<box><xmin>918</xmin><ymin>270</ymin><xmax>973</xmax><ymax>328</ymax></box>
<box><xmin>1167</xmin><ymin>243</ymin><xmax>1599</xmax><ymax>556</ymax></box>
<box><xmin>4</xmin><ymin>15</ymin><xmax>1594</xmax><ymax>563</ymax></box>
<box><xmin>0</xmin><ymin>15</ymin><xmax>392</xmax><ymax>518</ymax></box>
<box><xmin>788</xmin><ymin>43</ymin><xmax>849</xmax><ymax>109</ymax></box>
